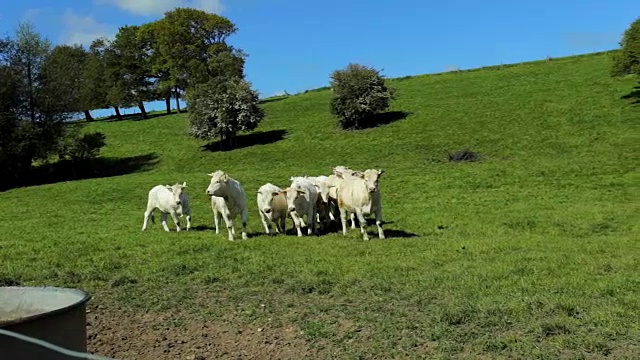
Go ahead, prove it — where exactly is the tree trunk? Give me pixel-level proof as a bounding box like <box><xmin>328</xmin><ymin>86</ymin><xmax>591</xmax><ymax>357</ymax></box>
<box><xmin>84</xmin><ymin>110</ymin><xmax>94</xmax><ymax>122</ymax></box>
<box><xmin>165</xmin><ymin>94</ymin><xmax>171</xmax><ymax>114</ymax></box>
<box><xmin>174</xmin><ymin>86</ymin><xmax>181</xmax><ymax>113</ymax></box>
<box><xmin>114</xmin><ymin>106</ymin><xmax>122</xmax><ymax>120</ymax></box>
<box><xmin>27</xmin><ymin>59</ymin><xmax>36</xmax><ymax>123</ymax></box>
<box><xmin>138</xmin><ymin>102</ymin><xmax>148</xmax><ymax>119</ymax></box>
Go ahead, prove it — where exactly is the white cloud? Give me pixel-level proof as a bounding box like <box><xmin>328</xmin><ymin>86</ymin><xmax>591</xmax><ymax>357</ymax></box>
<box><xmin>443</xmin><ymin>65</ymin><xmax>460</xmax><ymax>72</ymax></box>
<box><xmin>95</xmin><ymin>0</ymin><xmax>224</xmax><ymax>17</ymax></box>
<box><xmin>59</xmin><ymin>9</ymin><xmax>117</xmax><ymax>47</ymax></box>
<box><xmin>22</xmin><ymin>8</ymin><xmax>43</xmax><ymax>22</ymax></box>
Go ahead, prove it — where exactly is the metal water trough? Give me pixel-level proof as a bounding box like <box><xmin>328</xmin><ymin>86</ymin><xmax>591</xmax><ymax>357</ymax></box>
<box><xmin>0</xmin><ymin>286</ymin><xmax>92</xmax><ymax>360</ymax></box>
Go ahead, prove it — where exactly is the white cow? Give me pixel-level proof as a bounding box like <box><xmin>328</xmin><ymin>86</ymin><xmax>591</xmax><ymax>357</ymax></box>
<box><xmin>291</xmin><ymin>176</ymin><xmax>332</xmax><ymax>218</ymax></box>
<box><xmin>256</xmin><ymin>183</ymin><xmax>288</xmax><ymax>235</ymax></box>
<box><xmin>331</xmin><ymin>166</ymin><xmax>385</xmax><ymax>229</ymax></box>
<box><xmin>334</xmin><ymin>169</ymin><xmax>385</xmax><ymax>240</ymax></box>
<box><xmin>142</xmin><ymin>182</ymin><xmax>192</xmax><ymax>232</ymax></box>
<box><xmin>206</xmin><ymin>170</ymin><xmax>249</xmax><ymax>241</ymax></box>
<box><xmin>323</xmin><ymin>174</ymin><xmax>344</xmax><ymax>222</ymax></box>
<box><xmin>280</xmin><ymin>177</ymin><xmax>319</xmax><ymax>237</ymax></box>
<box><xmin>331</xmin><ymin>166</ymin><xmax>362</xmax><ymax>226</ymax></box>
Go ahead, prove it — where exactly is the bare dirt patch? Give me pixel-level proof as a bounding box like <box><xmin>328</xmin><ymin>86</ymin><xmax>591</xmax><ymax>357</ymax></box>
<box><xmin>86</xmin><ymin>303</ymin><xmax>314</xmax><ymax>360</ymax></box>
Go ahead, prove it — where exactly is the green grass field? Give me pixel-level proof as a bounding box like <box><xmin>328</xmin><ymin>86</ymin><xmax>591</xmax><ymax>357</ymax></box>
<box><xmin>1</xmin><ymin>50</ymin><xmax>639</xmax><ymax>359</ymax></box>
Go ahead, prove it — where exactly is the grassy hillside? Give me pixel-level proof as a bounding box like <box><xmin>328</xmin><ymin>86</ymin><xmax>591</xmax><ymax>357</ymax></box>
<box><xmin>1</xmin><ymin>51</ymin><xmax>638</xmax><ymax>359</ymax></box>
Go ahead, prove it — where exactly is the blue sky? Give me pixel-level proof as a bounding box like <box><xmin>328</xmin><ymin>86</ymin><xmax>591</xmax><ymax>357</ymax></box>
<box><xmin>0</xmin><ymin>1</ymin><xmax>637</xmax><ymax>118</ymax></box>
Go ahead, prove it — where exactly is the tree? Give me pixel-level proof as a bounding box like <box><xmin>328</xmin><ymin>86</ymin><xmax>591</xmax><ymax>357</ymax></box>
<box><xmin>151</xmin><ymin>8</ymin><xmax>245</xmax><ymax>97</ymax></box>
<box><xmin>0</xmin><ymin>24</ymin><xmax>106</xmax><ymax>190</ymax></box>
<box><xmin>9</xmin><ymin>22</ymin><xmax>69</xmax><ymax>165</ymax></box>
<box><xmin>11</xmin><ymin>22</ymin><xmax>52</xmax><ymax>124</ymax></box>
<box><xmin>186</xmin><ymin>78</ymin><xmax>264</xmax><ymax>149</ymax></box>
<box><xmin>139</xmin><ymin>21</ymin><xmax>174</xmax><ymax>115</ymax></box>
<box><xmin>611</xmin><ymin>17</ymin><xmax>640</xmax><ymax>77</ymax></box>
<box><xmin>78</xmin><ymin>39</ymin><xmax>114</xmax><ymax>120</ymax></box>
<box><xmin>40</xmin><ymin>44</ymin><xmax>92</xmax><ymax>120</ymax></box>
<box><xmin>329</xmin><ymin>63</ymin><xmax>396</xmax><ymax>130</ymax></box>
<box><xmin>0</xmin><ymin>36</ymin><xmax>31</xmax><ymax>186</ymax></box>
<box><xmin>105</xmin><ymin>25</ymin><xmax>156</xmax><ymax>119</ymax></box>
<box><xmin>85</xmin><ymin>38</ymin><xmax>122</xmax><ymax>120</ymax></box>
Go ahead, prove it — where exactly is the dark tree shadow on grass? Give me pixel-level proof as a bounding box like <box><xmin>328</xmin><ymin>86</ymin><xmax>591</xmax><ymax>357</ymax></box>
<box><xmin>7</xmin><ymin>153</ymin><xmax>159</xmax><ymax>190</ymax></box>
<box><xmin>259</xmin><ymin>96</ymin><xmax>289</xmax><ymax>105</ymax></box>
<box><xmin>346</xmin><ymin>111</ymin><xmax>412</xmax><ymax>130</ymax></box>
<box><xmin>201</xmin><ymin>129</ymin><xmax>288</xmax><ymax>152</ymax></box>
<box><xmin>96</xmin><ymin>109</ymin><xmax>189</xmax><ymax>123</ymax></box>
<box><xmin>621</xmin><ymin>84</ymin><xmax>640</xmax><ymax>104</ymax></box>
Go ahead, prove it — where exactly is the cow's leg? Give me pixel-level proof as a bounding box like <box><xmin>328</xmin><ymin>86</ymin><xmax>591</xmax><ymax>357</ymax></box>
<box><xmin>241</xmin><ymin>208</ymin><xmax>248</xmax><ymax>240</ymax></box>
<box><xmin>212</xmin><ymin>208</ymin><xmax>221</xmax><ymax>234</ymax></box>
<box><xmin>375</xmin><ymin>207</ymin><xmax>385</xmax><ymax>239</ymax></box>
<box><xmin>328</xmin><ymin>201</ymin><xmax>336</xmax><ymax>221</ymax></box>
<box><xmin>290</xmin><ymin>212</ymin><xmax>303</xmax><ymax>237</ymax></box>
<box><xmin>278</xmin><ymin>216</ymin><xmax>286</xmax><ymax>234</ymax></box>
<box><xmin>160</xmin><ymin>212</ymin><xmax>170</xmax><ymax>232</ymax></box>
<box><xmin>221</xmin><ymin>212</ymin><xmax>234</xmax><ymax>241</ymax></box>
<box><xmin>259</xmin><ymin>210</ymin><xmax>271</xmax><ymax>234</ymax></box>
<box><xmin>169</xmin><ymin>209</ymin><xmax>182</xmax><ymax>232</ymax></box>
<box><xmin>350</xmin><ymin>213</ymin><xmax>357</xmax><ymax>229</ymax></box>
<box><xmin>332</xmin><ymin>200</ymin><xmax>339</xmax><ymax>221</ymax></box>
<box><xmin>307</xmin><ymin>209</ymin><xmax>316</xmax><ymax>236</ymax></box>
<box><xmin>320</xmin><ymin>204</ymin><xmax>330</xmax><ymax>233</ymax></box>
<box><xmin>355</xmin><ymin>208</ymin><xmax>369</xmax><ymax>240</ymax></box>
<box><xmin>186</xmin><ymin>210</ymin><xmax>192</xmax><ymax>232</ymax></box>
<box><xmin>142</xmin><ymin>207</ymin><xmax>153</xmax><ymax>231</ymax></box>
<box><xmin>339</xmin><ymin>207</ymin><xmax>349</xmax><ymax>236</ymax></box>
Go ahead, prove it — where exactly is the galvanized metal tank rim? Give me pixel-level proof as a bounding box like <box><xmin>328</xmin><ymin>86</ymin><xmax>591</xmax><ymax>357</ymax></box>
<box><xmin>0</xmin><ymin>286</ymin><xmax>92</xmax><ymax>328</ymax></box>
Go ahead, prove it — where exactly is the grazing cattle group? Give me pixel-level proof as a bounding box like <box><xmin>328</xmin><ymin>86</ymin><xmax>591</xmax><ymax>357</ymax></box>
<box><xmin>141</xmin><ymin>166</ymin><xmax>386</xmax><ymax>240</ymax></box>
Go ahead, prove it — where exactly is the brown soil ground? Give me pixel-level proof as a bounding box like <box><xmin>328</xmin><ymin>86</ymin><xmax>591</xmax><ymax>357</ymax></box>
<box><xmin>86</xmin><ymin>303</ymin><xmax>315</xmax><ymax>360</ymax></box>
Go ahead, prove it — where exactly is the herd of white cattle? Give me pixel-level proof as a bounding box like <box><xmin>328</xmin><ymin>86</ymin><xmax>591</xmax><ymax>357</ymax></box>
<box><xmin>141</xmin><ymin>165</ymin><xmax>386</xmax><ymax>241</ymax></box>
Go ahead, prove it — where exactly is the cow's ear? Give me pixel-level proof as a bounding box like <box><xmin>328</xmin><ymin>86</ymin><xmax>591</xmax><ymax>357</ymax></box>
<box><xmin>182</xmin><ymin>182</ymin><xmax>187</xmax><ymax>187</ymax></box>
<box><xmin>313</xmin><ymin>184</ymin><xmax>320</xmax><ymax>191</ymax></box>
<box><xmin>207</xmin><ymin>173</ymin><xmax>214</xmax><ymax>177</ymax></box>
<box><xmin>297</xmin><ymin>189</ymin><xmax>307</xmax><ymax>194</ymax></box>
<box><xmin>221</xmin><ymin>174</ymin><xmax>228</xmax><ymax>182</ymax></box>
<box><xmin>165</xmin><ymin>185</ymin><xmax>173</xmax><ymax>190</ymax></box>
<box><xmin>378</xmin><ymin>169</ymin><xmax>384</xmax><ymax>176</ymax></box>
<box><xmin>272</xmin><ymin>191</ymin><xmax>281</xmax><ymax>196</ymax></box>
<box><xmin>355</xmin><ymin>171</ymin><xmax>365</xmax><ymax>178</ymax></box>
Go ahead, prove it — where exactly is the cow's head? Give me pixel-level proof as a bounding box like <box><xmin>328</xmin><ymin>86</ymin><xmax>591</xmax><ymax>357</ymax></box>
<box><xmin>280</xmin><ymin>183</ymin><xmax>307</xmax><ymax>213</ymax></box>
<box><xmin>206</xmin><ymin>170</ymin><xmax>228</xmax><ymax>196</ymax></box>
<box><xmin>332</xmin><ymin>165</ymin><xmax>359</xmax><ymax>178</ymax></box>
<box><xmin>362</xmin><ymin>169</ymin><xmax>384</xmax><ymax>193</ymax></box>
<box><xmin>257</xmin><ymin>185</ymin><xmax>281</xmax><ymax>215</ymax></box>
<box><xmin>166</xmin><ymin>182</ymin><xmax>187</xmax><ymax>207</ymax></box>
